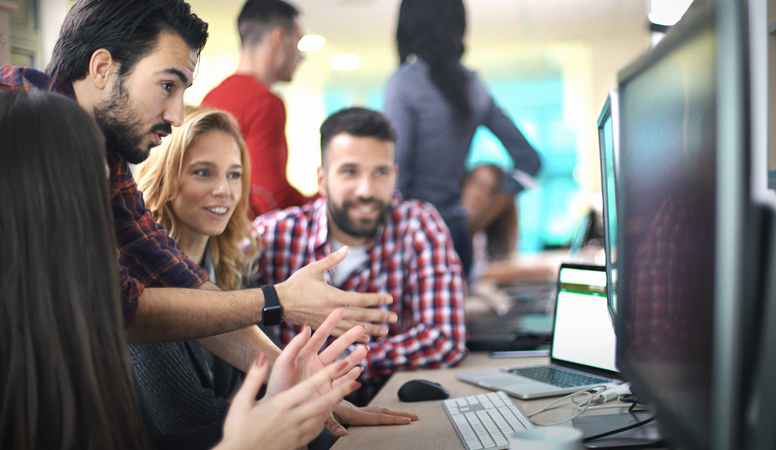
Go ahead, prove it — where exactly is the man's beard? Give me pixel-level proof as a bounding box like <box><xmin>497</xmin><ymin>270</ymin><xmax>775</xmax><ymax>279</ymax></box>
<box><xmin>327</xmin><ymin>193</ymin><xmax>391</xmax><ymax>239</ymax></box>
<box><xmin>93</xmin><ymin>77</ymin><xmax>171</xmax><ymax>165</ymax></box>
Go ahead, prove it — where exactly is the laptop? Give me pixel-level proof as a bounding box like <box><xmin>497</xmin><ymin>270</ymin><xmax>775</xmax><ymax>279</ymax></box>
<box><xmin>457</xmin><ymin>263</ymin><xmax>621</xmax><ymax>399</ymax></box>
<box><xmin>465</xmin><ymin>282</ymin><xmax>555</xmax><ymax>352</ymax></box>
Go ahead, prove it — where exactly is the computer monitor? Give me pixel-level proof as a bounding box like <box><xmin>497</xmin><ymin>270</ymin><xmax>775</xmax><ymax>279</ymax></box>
<box><xmin>615</xmin><ymin>3</ymin><xmax>759</xmax><ymax>450</ymax></box>
<box><xmin>597</xmin><ymin>89</ymin><xmax>620</xmax><ymax>321</ymax></box>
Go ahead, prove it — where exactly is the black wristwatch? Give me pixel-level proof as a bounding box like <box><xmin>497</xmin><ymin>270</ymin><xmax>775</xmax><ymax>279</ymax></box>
<box><xmin>260</xmin><ymin>284</ymin><xmax>283</xmax><ymax>326</ymax></box>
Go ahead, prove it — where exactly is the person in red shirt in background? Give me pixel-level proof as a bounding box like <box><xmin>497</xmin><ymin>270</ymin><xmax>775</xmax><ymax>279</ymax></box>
<box><xmin>202</xmin><ymin>0</ymin><xmax>316</xmax><ymax>219</ymax></box>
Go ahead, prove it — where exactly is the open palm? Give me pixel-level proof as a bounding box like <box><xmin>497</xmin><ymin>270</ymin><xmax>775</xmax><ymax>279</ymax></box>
<box><xmin>266</xmin><ymin>308</ymin><xmax>369</xmax><ymax>399</ymax></box>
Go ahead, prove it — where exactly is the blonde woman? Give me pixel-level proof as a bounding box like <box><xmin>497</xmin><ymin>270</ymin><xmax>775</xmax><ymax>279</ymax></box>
<box><xmin>138</xmin><ymin>105</ymin><xmax>257</xmax><ymax>290</ymax></box>
<box><xmin>131</xmin><ymin>106</ymin><xmax>260</xmax><ymax>447</ymax></box>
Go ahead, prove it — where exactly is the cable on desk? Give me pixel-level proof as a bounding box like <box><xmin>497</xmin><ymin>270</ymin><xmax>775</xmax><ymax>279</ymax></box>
<box><xmin>526</xmin><ymin>385</ymin><xmax>608</xmax><ymax>426</ymax></box>
<box><xmin>527</xmin><ymin>384</ymin><xmax>640</xmax><ymax>427</ymax></box>
<box><xmin>581</xmin><ymin>399</ymin><xmax>659</xmax><ymax>444</ymax></box>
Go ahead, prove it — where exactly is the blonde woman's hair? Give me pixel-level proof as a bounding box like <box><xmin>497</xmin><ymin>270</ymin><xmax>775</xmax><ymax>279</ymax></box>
<box><xmin>136</xmin><ymin>106</ymin><xmax>258</xmax><ymax>290</ymax></box>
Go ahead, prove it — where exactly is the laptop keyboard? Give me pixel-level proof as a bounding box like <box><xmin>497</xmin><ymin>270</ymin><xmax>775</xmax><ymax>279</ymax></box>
<box><xmin>443</xmin><ymin>391</ymin><xmax>534</xmax><ymax>450</ymax></box>
<box><xmin>505</xmin><ymin>365</ymin><xmax>611</xmax><ymax>388</ymax></box>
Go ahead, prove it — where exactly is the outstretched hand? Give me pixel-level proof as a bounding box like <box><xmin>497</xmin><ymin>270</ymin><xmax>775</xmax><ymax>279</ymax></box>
<box><xmin>216</xmin><ymin>353</ymin><xmax>360</xmax><ymax>450</ymax></box>
<box><xmin>326</xmin><ymin>400</ymin><xmax>419</xmax><ymax>436</ymax></box>
<box><xmin>274</xmin><ymin>246</ymin><xmax>398</xmax><ymax>341</ymax></box>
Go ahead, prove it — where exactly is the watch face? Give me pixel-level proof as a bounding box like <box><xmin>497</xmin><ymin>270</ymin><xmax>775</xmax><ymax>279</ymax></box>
<box><xmin>262</xmin><ymin>305</ymin><xmax>283</xmax><ymax>326</ymax></box>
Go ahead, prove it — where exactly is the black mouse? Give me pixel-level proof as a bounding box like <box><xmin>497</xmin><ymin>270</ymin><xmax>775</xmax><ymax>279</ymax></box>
<box><xmin>398</xmin><ymin>379</ymin><xmax>450</xmax><ymax>402</ymax></box>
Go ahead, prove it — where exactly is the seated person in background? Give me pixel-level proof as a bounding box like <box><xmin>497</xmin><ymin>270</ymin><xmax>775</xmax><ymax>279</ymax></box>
<box><xmin>133</xmin><ymin>106</ymin><xmax>417</xmax><ymax>445</ymax></box>
<box><xmin>460</xmin><ymin>163</ymin><xmax>555</xmax><ymax>286</ymax></box>
<box><xmin>460</xmin><ymin>164</ymin><xmax>519</xmax><ymax>281</ymax></box>
<box><xmin>251</xmin><ymin>107</ymin><xmax>468</xmax><ymax>404</ymax></box>
<box><xmin>0</xmin><ymin>88</ymin><xmax>362</xmax><ymax>450</ymax></box>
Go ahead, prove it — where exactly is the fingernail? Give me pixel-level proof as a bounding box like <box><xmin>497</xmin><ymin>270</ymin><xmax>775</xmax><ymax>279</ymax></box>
<box><xmin>338</xmin><ymin>246</ymin><xmax>347</xmax><ymax>254</ymax></box>
<box><xmin>255</xmin><ymin>353</ymin><xmax>266</xmax><ymax>367</ymax></box>
<box><xmin>335</xmin><ymin>426</ymin><xmax>346</xmax><ymax>436</ymax></box>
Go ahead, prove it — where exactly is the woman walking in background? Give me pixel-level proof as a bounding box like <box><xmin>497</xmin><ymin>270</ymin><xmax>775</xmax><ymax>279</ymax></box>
<box><xmin>383</xmin><ymin>0</ymin><xmax>541</xmax><ymax>276</ymax></box>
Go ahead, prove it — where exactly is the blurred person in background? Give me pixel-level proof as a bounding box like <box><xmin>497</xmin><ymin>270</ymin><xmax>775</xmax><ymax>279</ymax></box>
<box><xmin>202</xmin><ymin>0</ymin><xmax>317</xmax><ymax>219</ymax></box>
<box><xmin>383</xmin><ymin>0</ymin><xmax>540</xmax><ymax>278</ymax></box>
<box><xmin>460</xmin><ymin>163</ymin><xmax>519</xmax><ymax>281</ymax></box>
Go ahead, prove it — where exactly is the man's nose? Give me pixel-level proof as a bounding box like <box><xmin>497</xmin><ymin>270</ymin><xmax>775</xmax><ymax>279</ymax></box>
<box><xmin>354</xmin><ymin>175</ymin><xmax>375</xmax><ymax>197</ymax></box>
<box><xmin>163</xmin><ymin>98</ymin><xmax>184</xmax><ymax>127</ymax></box>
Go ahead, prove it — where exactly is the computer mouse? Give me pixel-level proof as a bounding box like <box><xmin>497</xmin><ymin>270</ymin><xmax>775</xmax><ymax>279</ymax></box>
<box><xmin>398</xmin><ymin>379</ymin><xmax>450</xmax><ymax>402</ymax></box>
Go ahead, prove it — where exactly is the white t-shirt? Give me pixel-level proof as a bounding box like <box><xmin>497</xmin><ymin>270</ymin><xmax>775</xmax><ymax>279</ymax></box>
<box><xmin>329</xmin><ymin>238</ymin><xmax>369</xmax><ymax>286</ymax></box>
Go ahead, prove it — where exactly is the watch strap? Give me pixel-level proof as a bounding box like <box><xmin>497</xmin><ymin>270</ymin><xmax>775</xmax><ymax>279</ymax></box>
<box><xmin>260</xmin><ymin>284</ymin><xmax>283</xmax><ymax>326</ymax></box>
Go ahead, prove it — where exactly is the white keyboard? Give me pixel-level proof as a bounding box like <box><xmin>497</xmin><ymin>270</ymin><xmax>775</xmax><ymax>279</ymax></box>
<box><xmin>442</xmin><ymin>391</ymin><xmax>534</xmax><ymax>450</ymax></box>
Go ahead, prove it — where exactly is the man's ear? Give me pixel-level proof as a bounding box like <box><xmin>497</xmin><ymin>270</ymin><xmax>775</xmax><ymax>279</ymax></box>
<box><xmin>317</xmin><ymin>166</ymin><xmax>327</xmax><ymax>198</ymax></box>
<box><xmin>269</xmin><ymin>27</ymin><xmax>285</xmax><ymax>51</ymax></box>
<box><xmin>88</xmin><ymin>48</ymin><xmax>116</xmax><ymax>92</ymax></box>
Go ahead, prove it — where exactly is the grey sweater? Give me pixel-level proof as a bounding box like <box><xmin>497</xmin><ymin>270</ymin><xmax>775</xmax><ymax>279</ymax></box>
<box><xmin>128</xmin><ymin>252</ymin><xmax>238</xmax><ymax>440</ymax></box>
<box><xmin>383</xmin><ymin>58</ymin><xmax>541</xmax><ymax>218</ymax></box>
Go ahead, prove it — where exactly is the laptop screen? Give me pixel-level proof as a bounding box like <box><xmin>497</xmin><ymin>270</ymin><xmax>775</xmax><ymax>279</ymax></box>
<box><xmin>550</xmin><ymin>265</ymin><xmax>618</xmax><ymax>373</ymax></box>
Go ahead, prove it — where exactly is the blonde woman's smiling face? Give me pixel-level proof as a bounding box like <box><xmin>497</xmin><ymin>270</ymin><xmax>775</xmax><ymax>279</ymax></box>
<box><xmin>171</xmin><ymin>130</ymin><xmax>243</xmax><ymax>242</ymax></box>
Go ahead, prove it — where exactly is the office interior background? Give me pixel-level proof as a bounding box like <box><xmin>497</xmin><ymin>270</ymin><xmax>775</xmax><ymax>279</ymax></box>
<box><xmin>2</xmin><ymin>0</ymin><xmax>697</xmax><ymax>253</ymax></box>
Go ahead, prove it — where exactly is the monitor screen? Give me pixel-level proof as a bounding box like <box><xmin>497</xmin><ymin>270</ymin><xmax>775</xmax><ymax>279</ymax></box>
<box><xmin>616</xmin><ymin>9</ymin><xmax>717</xmax><ymax>449</ymax></box>
<box><xmin>597</xmin><ymin>90</ymin><xmax>620</xmax><ymax>321</ymax></box>
<box><xmin>551</xmin><ymin>265</ymin><xmax>617</xmax><ymax>373</ymax></box>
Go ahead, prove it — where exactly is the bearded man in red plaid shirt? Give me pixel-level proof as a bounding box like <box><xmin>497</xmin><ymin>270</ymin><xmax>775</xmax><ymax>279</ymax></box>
<box><xmin>251</xmin><ymin>107</ymin><xmax>469</xmax><ymax>404</ymax></box>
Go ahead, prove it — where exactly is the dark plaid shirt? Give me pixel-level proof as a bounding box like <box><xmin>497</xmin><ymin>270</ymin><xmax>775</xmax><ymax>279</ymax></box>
<box><xmin>1</xmin><ymin>66</ymin><xmax>209</xmax><ymax>328</ymax></box>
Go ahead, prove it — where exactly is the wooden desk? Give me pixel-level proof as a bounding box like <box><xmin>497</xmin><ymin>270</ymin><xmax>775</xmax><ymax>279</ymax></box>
<box><xmin>332</xmin><ymin>353</ymin><xmax>632</xmax><ymax>450</ymax></box>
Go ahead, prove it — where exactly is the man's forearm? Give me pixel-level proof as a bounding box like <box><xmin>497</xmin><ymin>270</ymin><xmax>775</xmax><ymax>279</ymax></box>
<box><xmin>125</xmin><ymin>282</ymin><xmax>265</xmax><ymax>343</ymax></box>
<box><xmin>198</xmin><ymin>326</ymin><xmax>282</xmax><ymax>373</ymax></box>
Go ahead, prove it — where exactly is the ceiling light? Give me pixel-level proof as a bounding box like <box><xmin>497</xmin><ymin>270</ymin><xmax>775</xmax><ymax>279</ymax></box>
<box><xmin>330</xmin><ymin>53</ymin><xmax>361</xmax><ymax>71</ymax></box>
<box><xmin>648</xmin><ymin>0</ymin><xmax>693</xmax><ymax>27</ymax></box>
<box><xmin>298</xmin><ymin>35</ymin><xmax>325</xmax><ymax>52</ymax></box>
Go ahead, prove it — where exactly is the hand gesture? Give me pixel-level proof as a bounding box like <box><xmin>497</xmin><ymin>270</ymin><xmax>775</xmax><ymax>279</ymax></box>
<box><xmin>274</xmin><ymin>247</ymin><xmax>398</xmax><ymax>341</ymax></box>
<box><xmin>216</xmin><ymin>353</ymin><xmax>360</xmax><ymax>450</ymax></box>
<box><xmin>326</xmin><ymin>400</ymin><xmax>419</xmax><ymax>436</ymax></box>
<box><xmin>266</xmin><ymin>308</ymin><xmax>368</xmax><ymax>398</ymax></box>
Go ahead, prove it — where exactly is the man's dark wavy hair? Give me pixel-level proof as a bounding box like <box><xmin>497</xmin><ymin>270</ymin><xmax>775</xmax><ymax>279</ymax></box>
<box><xmin>46</xmin><ymin>0</ymin><xmax>209</xmax><ymax>84</ymax></box>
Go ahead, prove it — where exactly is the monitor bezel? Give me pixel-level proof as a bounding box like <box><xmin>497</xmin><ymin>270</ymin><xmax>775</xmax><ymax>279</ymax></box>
<box><xmin>597</xmin><ymin>89</ymin><xmax>620</xmax><ymax>324</ymax></box>
<box><xmin>615</xmin><ymin>3</ymin><xmax>753</xmax><ymax>449</ymax></box>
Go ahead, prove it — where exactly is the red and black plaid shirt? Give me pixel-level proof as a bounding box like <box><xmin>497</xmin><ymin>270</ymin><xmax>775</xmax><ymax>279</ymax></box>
<box><xmin>1</xmin><ymin>66</ymin><xmax>209</xmax><ymax>328</ymax></box>
<box><xmin>250</xmin><ymin>194</ymin><xmax>468</xmax><ymax>403</ymax></box>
